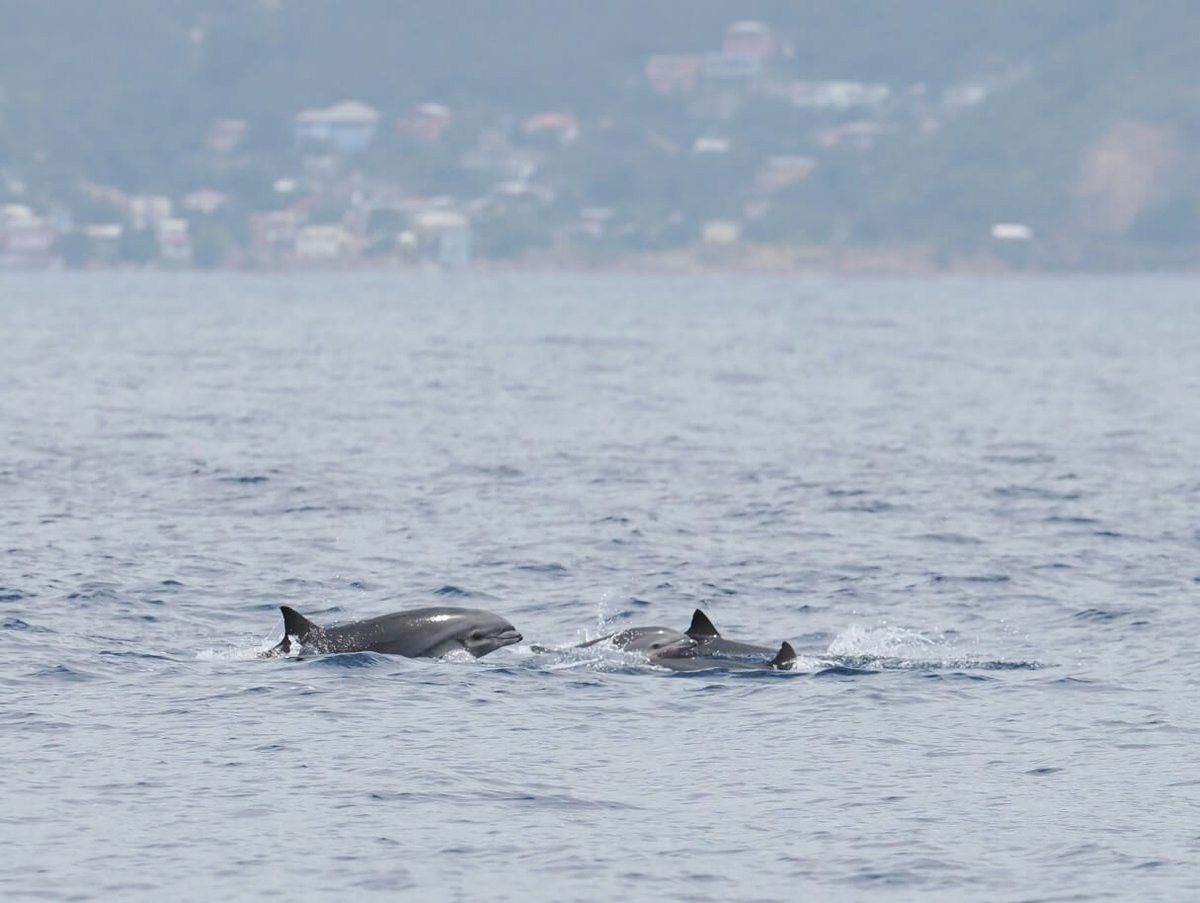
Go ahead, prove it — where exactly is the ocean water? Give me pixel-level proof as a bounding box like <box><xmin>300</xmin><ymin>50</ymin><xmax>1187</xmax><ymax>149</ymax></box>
<box><xmin>2</xmin><ymin>272</ymin><xmax>1198</xmax><ymax>902</ymax></box>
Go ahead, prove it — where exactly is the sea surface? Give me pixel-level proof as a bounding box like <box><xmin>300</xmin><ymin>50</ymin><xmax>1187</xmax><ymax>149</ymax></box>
<box><xmin>2</xmin><ymin>272</ymin><xmax>1198</xmax><ymax>902</ymax></box>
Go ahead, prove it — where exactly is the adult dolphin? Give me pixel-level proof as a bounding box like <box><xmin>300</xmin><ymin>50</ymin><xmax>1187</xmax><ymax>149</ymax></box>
<box><xmin>266</xmin><ymin>605</ymin><xmax>522</xmax><ymax>659</ymax></box>
<box><xmin>581</xmin><ymin>609</ymin><xmax>796</xmax><ymax>670</ymax></box>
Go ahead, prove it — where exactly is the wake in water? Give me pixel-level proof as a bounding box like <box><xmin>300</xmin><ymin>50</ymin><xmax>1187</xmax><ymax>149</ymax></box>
<box><xmin>821</xmin><ymin>624</ymin><xmax>1042</xmax><ymax>672</ymax></box>
<box><xmin>198</xmin><ymin>615</ymin><xmax>1040</xmax><ymax>675</ymax></box>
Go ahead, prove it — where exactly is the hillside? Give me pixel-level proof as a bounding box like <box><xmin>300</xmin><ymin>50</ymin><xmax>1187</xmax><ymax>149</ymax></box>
<box><xmin>1</xmin><ymin>0</ymin><xmax>1198</xmax><ymax>267</ymax></box>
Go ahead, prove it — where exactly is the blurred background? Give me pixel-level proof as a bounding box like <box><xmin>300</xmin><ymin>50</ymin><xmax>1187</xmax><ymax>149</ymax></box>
<box><xmin>1</xmin><ymin>0</ymin><xmax>1198</xmax><ymax>271</ymax></box>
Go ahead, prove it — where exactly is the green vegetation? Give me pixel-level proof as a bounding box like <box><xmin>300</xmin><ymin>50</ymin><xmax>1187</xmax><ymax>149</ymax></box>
<box><xmin>2</xmin><ymin>1</ymin><xmax>1199</xmax><ymax>267</ymax></box>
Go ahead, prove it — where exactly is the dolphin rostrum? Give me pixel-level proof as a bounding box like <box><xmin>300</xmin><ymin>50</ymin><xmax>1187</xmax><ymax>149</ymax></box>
<box><xmin>581</xmin><ymin>609</ymin><xmax>796</xmax><ymax>670</ymax></box>
<box><xmin>267</xmin><ymin>605</ymin><xmax>523</xmax><ymax>659</ymax></box>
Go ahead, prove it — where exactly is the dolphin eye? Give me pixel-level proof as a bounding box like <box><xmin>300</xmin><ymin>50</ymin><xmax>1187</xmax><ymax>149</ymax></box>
<box><xmin>470</xmin><ymin>631</ymin><xmax>484</xmax><ymax>640</ymax></box>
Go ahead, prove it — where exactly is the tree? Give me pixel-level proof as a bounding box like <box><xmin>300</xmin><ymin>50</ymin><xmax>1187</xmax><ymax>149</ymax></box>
<box><xmin>191</xmin><ymin>221</ymin><xmax>233</xmax><ymax>268</ymax></box>
<box><xmin>118</xmin><ymin>226</ymin><xmax>159</xmax><ymax>264</ymax></box>
<box><xmin>54</xmin><ymin>231</ymin><xmax>90</xmax><ymax>268</ymax></box>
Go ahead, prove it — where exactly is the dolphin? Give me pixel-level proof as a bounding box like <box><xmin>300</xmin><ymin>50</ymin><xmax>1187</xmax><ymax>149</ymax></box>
<box><xmin>649</xmin><ymin>638</ymin><xmax>797</xmax><ymax>672</ymax></box>
<box><xmin>581</xmin><ymin>609</ymin><xmax>796</xmax><ymax>670</ymax></box>
<box><xmin>267</xmin><ymin>605</ymin><xmax>522</xmax><ymax>659</ymax></box>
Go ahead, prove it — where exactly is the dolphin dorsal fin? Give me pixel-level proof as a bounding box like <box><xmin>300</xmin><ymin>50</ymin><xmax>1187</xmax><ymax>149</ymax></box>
<box><xmin>686</xmin><ymin>609</ymin><xmax>720</xmax><ymax>638</ymax></box>
<box><xmin>280</xmin><ymin>606</ymin><xmax>321</xmax><ymax>642</ymax></box>
<box><xmin>770</xmin><ymin>641</ymin><xmax>797</xmax><ymax>670</ymax></box>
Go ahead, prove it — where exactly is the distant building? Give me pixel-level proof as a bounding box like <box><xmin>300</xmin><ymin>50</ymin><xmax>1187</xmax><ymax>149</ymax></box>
<box><xmin>250</xmin><ymin>208</ymin><xmax>308</xmax><ymax>263</ymax></box>
<box><xmin>692</xmin><ymin>137</ymin><xmax>731</xmax><ymax>155</ymax></box>
<box><xmin>294</xmin><ymin>101</ymin><xmax>381</xmax><ymax>154</ymax></box>
<box><xmin>577</xmin><ymin>207</ymin><xmax>614</xmax><ymax>239</ymax></box>
<box><xmin>0</xmin><ymin>205</ymin><xmax>57</xmax><ymax>268</ymax></box>
<box><xmin>722</xmin><ymin>21</ymin><xmax>775</xmax><ymax>61</ymax></box>
<box><xmin>644</xmin><ymin>55</ymin><xmax>703</xmax><ymax>94</ymax></box>
<box><xmin>436</xmin><ymin>228</ymin><xmax>472</xmax><ymax>267</ymax></box>
<box><xmin>461</xmin><ymin>130</ymin><xmax>541</xmax><ymax>179</ymax></box>
<box><xmin>182</xmin><ymin>189</ymin><xmax>229</xmax><ymax>215</ymax></box>
<box><xmin>702</xmin><ymin>220</ymin><xmax>741</xmax><ymax>244</ymax></box>
<box><xmin>156</xmin><ymin>218</ymin><xmax>192</xmax><ymax>263</ymax></box>
<box><xmin>396</xmin><ymin>103</ymin><xmax>453</xmax><ymax>143</ymax></box>
<box><xmin>128</xmin><ymin>195</ymin><xmax>172</xmax><ymax>229</ymax></box>
<box><xmin>523</xmin><ymin>112</ymin><xmax>579</xmax><ymax>145</ymax></box>
<box><xmin>83</xmin><ymin>224</ymin><xmax>123</xmax><ymax>261</ymax></box>
<box><xmin>817</xmin><ymin>121</ymin><xmax>890</xmax><ymax>151</ymax></box>
<box><xmin>753</xmin><ymin>156</ymin><xmax>815</xmax><ymax>193</ymax></box>
<box><xmin>1</xmin><ymin>203</ymin><xmax>35</xmax><ymax>225</ymax></box>
<box><xmin>990</xmin><ymin>223</ymin><xmax>1034</xmax><ymax>241</ymax></box>
<box><xmin>943</xmin><ymin>83</ymin><xmax>990</xmax><ymax>110</ymax></box>
<box><xmin>411</xmin><ymin>209</ymin><xmax>472</xmax><ymax>266</ymax></box>
<box><xmin>80</xmin><ymin>182</ymin><xmax>129</xmax><ymax>212</ymax></box>
<box><xmin>782</xmin><ymin>80</ymin><xmax>892</xmax><ymax>111</ymax></box>
<box><xmin>294</xmin><ymin>224</ymin><xmax>356</xmax><ymax>261</ymax></box>
<box><xmin>702</xmin><ymin>51</ymin><xmax>763</xmax><ymax>81</ymax></box>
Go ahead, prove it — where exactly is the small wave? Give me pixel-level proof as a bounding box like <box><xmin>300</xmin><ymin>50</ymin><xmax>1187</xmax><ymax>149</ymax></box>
<box><xmin>814</xmin><ymin>664</ymin><xmax>878</xmax><ymax>677</ymax></box>
<box><xmin>712</xmin><ymin>370</ymin><xmax>767</xmax><ymax>386</ymax></box>
<box><xmin>916</xmin><ymin>532</ymin><xmax>984</xmax><ymax>545</ymax></box>
<box><xmin>30</xmin><ymin>664</ymin><xmax>97</xmax><ymax>682</ymax></box>
<box><xmin>1071</xmin><ymin>607</ymin><xmax>1132</xmax><ymax>622</ymax></box>
<box><xmin>302</xmin><ymin>651</ymin><xmax>389</xmax><ymax>669</ymax></box>
<box><xmin>826</xmin><ymin>498</ymin><xmax>898</xmax><ymax>514</ymax></box>
<box><xmin>457</xmin><ymin>464</ymin><xmax>523</xmax><ymax>479</ymax></box>
<box><xmin>65</xmin><ymin>582</ymin><xmax>122</xmax><ymax>603</ymax></box>
<box><xmin>930</xmin><ymin>573</ymin><xmax>1010</xmax><ymax>584</ymax></box>
<box><xmin>515</xmin><ymin>562</ymin><xmax>568</xmax><ymax>574</ymax></box>
<box><xmin>992</xmin><ymin>484</ymin><xmax>1081</xmax><ymax>501</ymax></box>
<box><xmin>369</xmin><ymin>787</ymin><xmax>640</xmax><ymax>811</ymax></box>
<box><xmin>97</xmin><ymin>650</ymin><xmax>180</xmax><ymax>664</ymax></box>
<box><xmin>434</xmin><ymin>584</ymin><xmax>475</xmax><ymax>598</ymax></box>
<box><xmin>983</xmin><ymin>452</ymin><xmax>1057</xmax><ymax>465</ymax></box>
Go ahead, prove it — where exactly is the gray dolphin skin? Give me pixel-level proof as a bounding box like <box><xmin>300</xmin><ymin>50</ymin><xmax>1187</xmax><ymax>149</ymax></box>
<box><xmin>268</xmin><ymin>605</ymin><xmax>523</xmax><ymax>659</ymax></box>
<box><xmin>579</xmin><ymin>624</ymin><xmax>690</xmax><ymax>654</ymax></box>
<box><xmin>582</xmin><ymin>609</ymin><xmax>796</xmax><ymax>671</ymax></box>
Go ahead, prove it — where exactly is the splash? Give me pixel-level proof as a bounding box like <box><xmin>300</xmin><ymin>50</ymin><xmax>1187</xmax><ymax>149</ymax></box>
<box><xmin>825</xmin><ymin>624</ymin><xmax>1040</xmax><ymax>672</ymax></box>
<box><xmin>827</xmin><ymin>624</ymin><xmax>940</xmax><ymax>659</ymax></box>
<box><xmin>195</xmin><ymin>630</ymin><xmax>292</xmax><ymax>661</ymax></box>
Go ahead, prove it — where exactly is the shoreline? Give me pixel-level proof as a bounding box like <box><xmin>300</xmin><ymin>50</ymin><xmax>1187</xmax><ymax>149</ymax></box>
<box><xmin>4</xmin><ymin>241</ymin><xmax>1199</xmax><ymax>277</ymax></box>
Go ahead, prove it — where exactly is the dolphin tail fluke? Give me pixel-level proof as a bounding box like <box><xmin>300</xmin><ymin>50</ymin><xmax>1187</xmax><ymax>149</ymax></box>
<box><xmin>280</xmin><ymin>606</ymin><xmax>321</xmax><ymax>643</ymax></box>
<box><xmin>686</xmin><ymin>609</ymin><xmax>720</xmax><ymax>638</ymax></box>
<box><xmin>770</xmin><ymin>641</ymin><xmax>797</xmax><ymax>670</ymax></box>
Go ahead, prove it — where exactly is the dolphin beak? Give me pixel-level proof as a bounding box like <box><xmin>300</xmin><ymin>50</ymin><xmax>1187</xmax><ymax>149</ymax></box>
<box><xmin>496</xmin><ymin>629</ymin><xmax>523</xmax><ymax>647</ymax></box>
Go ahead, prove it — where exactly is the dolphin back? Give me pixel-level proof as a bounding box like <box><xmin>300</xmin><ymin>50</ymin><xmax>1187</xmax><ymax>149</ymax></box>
<box><xmin>320</xmin><ymin>607</ymin><xmax>514</xmax><ymax>657</ymax></box>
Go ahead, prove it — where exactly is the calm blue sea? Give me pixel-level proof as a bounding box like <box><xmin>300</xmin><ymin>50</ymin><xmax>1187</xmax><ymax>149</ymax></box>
<box><xmin>2</xmin><ymin>272</ymin><xmax>1198</xmax><ymax>902</ymax></box>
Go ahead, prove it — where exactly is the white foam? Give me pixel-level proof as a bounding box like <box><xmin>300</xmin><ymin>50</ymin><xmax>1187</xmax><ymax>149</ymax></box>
<box><xmin>826</xmin><ymin>623</ymin><xmax>941</xmax><ymax>659</ymax></box>
<box><xmin>195</xmin><ymin>630</ymin><xmax>292</xmax><ymax>661</ymax></box>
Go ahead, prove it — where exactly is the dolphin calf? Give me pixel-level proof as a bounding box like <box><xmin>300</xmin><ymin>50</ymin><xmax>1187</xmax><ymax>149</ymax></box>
<box><xmin>582</xmin><ymin>609</ymin><xmax>796</xmax><ymax>670</ymax></box>
<box><xmin>267</xmin><ymin>605</ymin><xmax>522</xmax><ymax>659</ymax></box>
